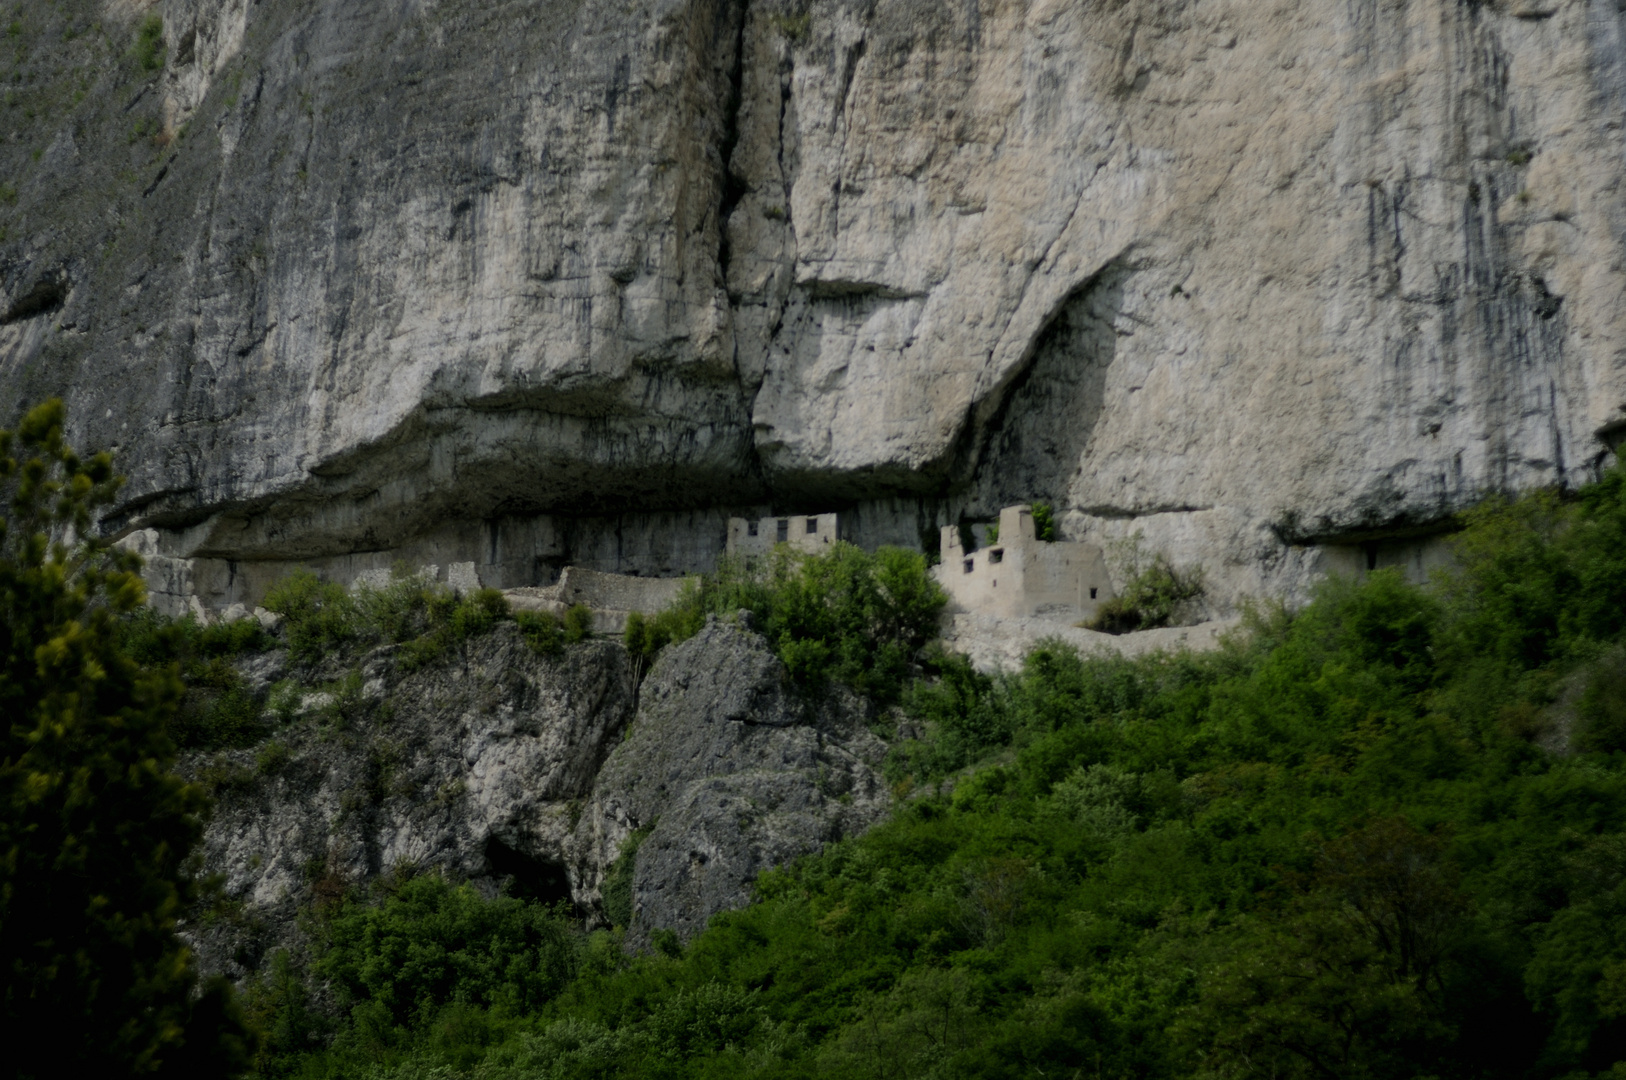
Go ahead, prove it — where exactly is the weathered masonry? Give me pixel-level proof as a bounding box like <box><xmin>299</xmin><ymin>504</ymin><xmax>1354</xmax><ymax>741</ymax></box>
<box><xmin>935</xmin><ymin>505</ymin><xmax>1115</xmax><ymax>623</ymax></box>
<box><xmin>726</xmin><ymin>513</ymin><xmax>843</xmax><ymax>558</ymax></box>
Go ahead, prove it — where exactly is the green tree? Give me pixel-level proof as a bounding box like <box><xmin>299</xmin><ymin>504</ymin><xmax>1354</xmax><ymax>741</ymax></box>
<box><xmin>0</xmin><ymin>400</ymin><xmax>252</xmax><ymax>1076</ymax></box>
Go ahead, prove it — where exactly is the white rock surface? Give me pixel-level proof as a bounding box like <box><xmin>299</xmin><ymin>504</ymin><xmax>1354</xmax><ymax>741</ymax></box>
<box><xmin>2</xmin><ymin>0</ymin><xmax>1623</xmax><ymax>609</ymax></box>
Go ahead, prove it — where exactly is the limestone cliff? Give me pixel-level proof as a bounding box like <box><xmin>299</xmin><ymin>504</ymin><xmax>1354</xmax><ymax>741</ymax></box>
<box><xmin>2</xmin><ymin>0</ymin><xmax>1624</xmax><ymax>609</ymax></box>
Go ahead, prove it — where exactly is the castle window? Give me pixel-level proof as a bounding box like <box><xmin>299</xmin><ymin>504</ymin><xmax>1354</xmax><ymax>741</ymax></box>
<box><xmin>806</xmin><ymin>517</ymin><xmax>818</xmax><ymax>533</ymax></box>
<box><xmin>1090</xmin><ymin>587</ymin><xmax>1098</xmax><ymax>599</ymax></box>
<box><xmin>747</xmin><ymin>521</ymin><xmax>758</xmax><ymax>537</ymax></box>
<box><xmin>963</xmin><ymin>559</ymin><xmax>974</xmax><ymax>574</ymax></box>
<box><xmin>777</xmin><ymin>519</ymin><xmax>789</xmax><ymax>542</ymax></box>
<box><xmin>989</xmin><ymin>549</ymin><xmax>1004</xmax><ymax>564</ymax></box>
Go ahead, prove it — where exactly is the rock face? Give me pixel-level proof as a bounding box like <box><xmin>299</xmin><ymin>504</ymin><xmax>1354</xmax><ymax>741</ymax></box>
<box><xmin>4</xmin><ymin>0</ymin><xmax>1626</xmax><ymax>609</ymax></box>
<box><xmin>188</xmin><ymin>619</ymin><xmax>887</xmax><ymax>977</ymax></box>
<box><xmin>578</xmin><ymin>617</ymin><xmax>890</xmax><ymax>945</ymax></box>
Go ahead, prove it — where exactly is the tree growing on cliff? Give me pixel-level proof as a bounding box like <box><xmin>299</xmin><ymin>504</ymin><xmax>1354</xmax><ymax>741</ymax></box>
<box><xmin>0</xmin><ymin>400</ymin><xmax>252</xmax><ymax>1077</ymax></box>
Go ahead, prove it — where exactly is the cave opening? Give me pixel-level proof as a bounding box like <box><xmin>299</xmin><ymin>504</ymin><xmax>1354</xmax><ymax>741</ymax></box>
<box><xmin>483</xmin><ymin>835</ymin><xmax>573</xmax><ymax>907</ymax></box>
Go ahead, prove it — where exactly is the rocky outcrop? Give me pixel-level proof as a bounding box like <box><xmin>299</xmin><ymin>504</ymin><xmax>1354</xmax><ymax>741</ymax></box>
<box><xmin>187</xmin><ymin>628</ymin><xmax>635</xmax><ymax>977</ymax></box>
<box><xmin>576</xmin><ymin>617</ymin><xmax>890</xmax><ymax>946</ymax></box>
<box><xmin>4</xmin><ymin>0</ymin><xmax>1625</xmax><ymax>611</ymax></box>
<box><xmin>187</xmin><ymin>617</ymin><xmax>887</xmax><ymax>977</ymax></box>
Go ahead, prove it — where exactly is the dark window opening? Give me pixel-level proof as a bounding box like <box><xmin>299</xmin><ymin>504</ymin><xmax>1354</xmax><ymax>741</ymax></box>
<box><xmin>1090</xmin><ymin>587</ymin><xmax>1098</xmax><ymax>599</ymax></box>
<box><xmin>963</xmin><ymin>559</ymin><xmax>975</xmax><ymax>574</ymax></box>
<box><xmin>484</xmin><ymin>836</ymin><xmax>573</xmax><ymax>908</ymax></box>
<box><xmin>1364</xmin><ymin>543</ymin><xmax>1379</xmax><ymax>571</ymax></box>
<box><xmin>806</xmin><ymin>517</ymin><xmax>818</xmax><ymax>533</ymax></box>
<box><xmin>747</xmin><ymin>521</ymin><xmax>758</xmax><ymax>537</ymax></box>
<box><xmin>989</xmin><ymin>549</ymin><xmax>1004</xmax><ymax>564</ymax></box>
<box><xmin>776</xmin><ymin>519</ymin><xmax>789</xmax><ymax>543</ymax></box>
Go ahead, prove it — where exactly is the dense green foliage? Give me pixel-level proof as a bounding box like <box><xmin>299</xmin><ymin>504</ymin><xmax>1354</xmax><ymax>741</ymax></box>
<box><xmin>1031</xmin><ymin>502</ymin><xmax>1058</xmax><ymax>543</ymax></box>
<box><xmin>254</xmin><ymin>466</ymin><xmax>1626</xmax><ymax>1080</ymax></box>
<box><xmin>513</xmin><ymin>603</ymin><xmax>595</xmax><ymax>658</ymax></box>
<box><xmin>317</xmin><ymin>877</ymin><xmax>578</xmax><ymax>1027</ymax></box>
<box><xmin>627</xmin><ymin>543</ymin><xmax>944</xmax><ymax>703</ymax></box>
<box><xmin>118</xmin><ymin>607</ymin><xmax>276</xmax><ymax>749</ymax></box>
<box><xmin>0</xmin><ymin>400</ymin><xmax>252</xmax><ymax>1077</ymax></box>
<box><xmin>263</xmin><ymin>570</ymin><xmax>513</xmax><ymax>669</ymax></box>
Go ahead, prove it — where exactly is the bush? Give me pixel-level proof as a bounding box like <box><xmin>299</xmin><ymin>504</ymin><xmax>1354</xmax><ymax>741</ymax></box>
<box><xmin>516</xmin><ymin>610</ymin><xmax>564</xmax><ymax>655</ymax></box>
<box><xmin>262</xmin><ymin>570</ymin><xmax>357</xmax><ymax>664</ymax></box>
<box><xmin>1032</xmin><ymin>502</ymin><xmax>1058</xmax><ymax>542</ymax></box>
<box><xmin>116</xmin><ymin>609</ymin><xmax>277</xmax><ymax>750</ymax></box>
<box><xmin>624</xmin><ymin>583</ymin><xmax>707</xmax><ymax>674</ymax></box>
<box><xmin>255</xmin><ymin>462</ymin><xmax>1626</xmax><ymax>1080</ymax></box>
<box><xmin>563</xmin><ymin>603</ymin><xmax>594</xmax><ymax>643</ymax></box>
<box><xmin>1088</xmin><ymin>533</ymin><xmax>1205</xmax><ymax>633</ymax></box>
<box><xmin>637</xmin><ymin>543</ymin><xmax>946</xmax><ymax>703</ymax></box>
<box><xmin>134</xmin><ymin>14</ymin><xmax>163</xmax><ymax>71</ymax></box>
<box><xmin>893</xmin><ymin>648</ymin><xmax>1008</xmax><ymax>777</ymax></box>
<box><xmin>263</xmin><ymin>572</ymin><xmax>512</xmax><ymax>669</ymax></box>
<box><xmin>601</xmin><ymin>826</ymin><xmax>653</xmax><ymax>930</ymax></box>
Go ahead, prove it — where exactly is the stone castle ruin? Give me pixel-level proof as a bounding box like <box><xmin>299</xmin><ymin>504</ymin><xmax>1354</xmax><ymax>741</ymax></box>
<box><xmin>726</xmin><ymin>513</ymin><xmax>842</xmax><ymax>558</ymax></box>
<box><xmin>503</xmin><ymin>567</ymin><xmax>691</xmax><ymax>635</ymax></box>
<box><xmin>935</xmin><ymin>505</ymin><xmax>1115</xmax><ymax>625</ymax></box>
<box><xmin>153</xmin><ymin>503</ymin><xmax>1118</xmax><ymax>635</ymax></box>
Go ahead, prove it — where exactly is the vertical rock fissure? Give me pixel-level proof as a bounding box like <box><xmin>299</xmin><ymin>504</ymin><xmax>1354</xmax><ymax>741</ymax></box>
<box><xmin>714</xmin><ymin>0</ymin><xmax>751</xmax><ymax>287</ymax></box>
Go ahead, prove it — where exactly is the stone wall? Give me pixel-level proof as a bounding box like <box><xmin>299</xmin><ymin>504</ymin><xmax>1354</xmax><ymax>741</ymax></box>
<box><xmin>725</xmin><ymin>512</ymin><xmax>842</xmax><ymax>558</ymax></box>
<box><xmin>935</xmin><ymin>505</ymin><xmax>1115</xmax><ymax>623</ymax></box>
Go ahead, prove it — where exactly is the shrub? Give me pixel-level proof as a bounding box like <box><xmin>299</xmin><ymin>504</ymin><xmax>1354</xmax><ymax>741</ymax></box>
<box><xmin>893</xmin><ymin>647</ymin><xmax>1008</xmax><ymax>777</ymax></box>
<box><xmin>624</xmin><ymin>580</ymin><xmax>707</xmax><ymax>673</ymax></box>
<box><xmin>1576</xmin><ymin>647</ymin><xmax>1626</xmax><ymax>753</ymax></box>
<box><xmin>1088</xmin><ymin>533</ymin><xmax>1205</xmax><ymax>633</ymax></box>
<box><xmin>263</xmin><ymin>572</ymin><xmax>514</xmax><ymax>669</ymax></box>
<box><xmin>172</xmin><ymin>685</ymin><xmax>264</xmax><ymax>750</ymax></box>
<box><xmin>262</xmin><ymin>570</ymin><xmax>357</xmax><ymax>664</ymax></box>
<box><xmin>601</xmin><ymin>826</ymin><xmax>653</xmax><ymax>930</ymax></box>
<box><xmin>134</xmin><ymin>14</ymin><xmax>163</xmax><ymax>71</ymax></box>
<box><xmin>398</xmin><ymin>587</ymin><xmax>512</xmax><ymax>671</ymax></box>
<box><xmin>1032</xmin><ymin>502</ymin><xmax>1058</xmax><ymax>542</ymax></box>
<box><xmin>250</xmin><ymin>463</ymin><xmax>1626</xmax><ymax>1080</ymax></box>
<box><xmin>624</xmin><ymin>544</ymin><xmax>944</xmax><ymax>702</ymax></box>
<box><xmin>116</xmin><ymin>609</ymin><xmax>275</xmax><ymax>750</ymax></box>
<box><xmin>563</xmin><ymin>603</ymin><xmax>594</xmax><ymax>642</ymax></box>
<box><xmin>517</xmin><ymin>609</ymin><xmax>564</xmax><ymax>655</ymax></box>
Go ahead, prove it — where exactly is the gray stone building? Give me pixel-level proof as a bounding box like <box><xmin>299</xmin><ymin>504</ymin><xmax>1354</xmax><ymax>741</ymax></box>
<box><xmin>935</xmin><ymin>506</ymin><xmax>1115</xmax><ymax>624</ymax></box>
